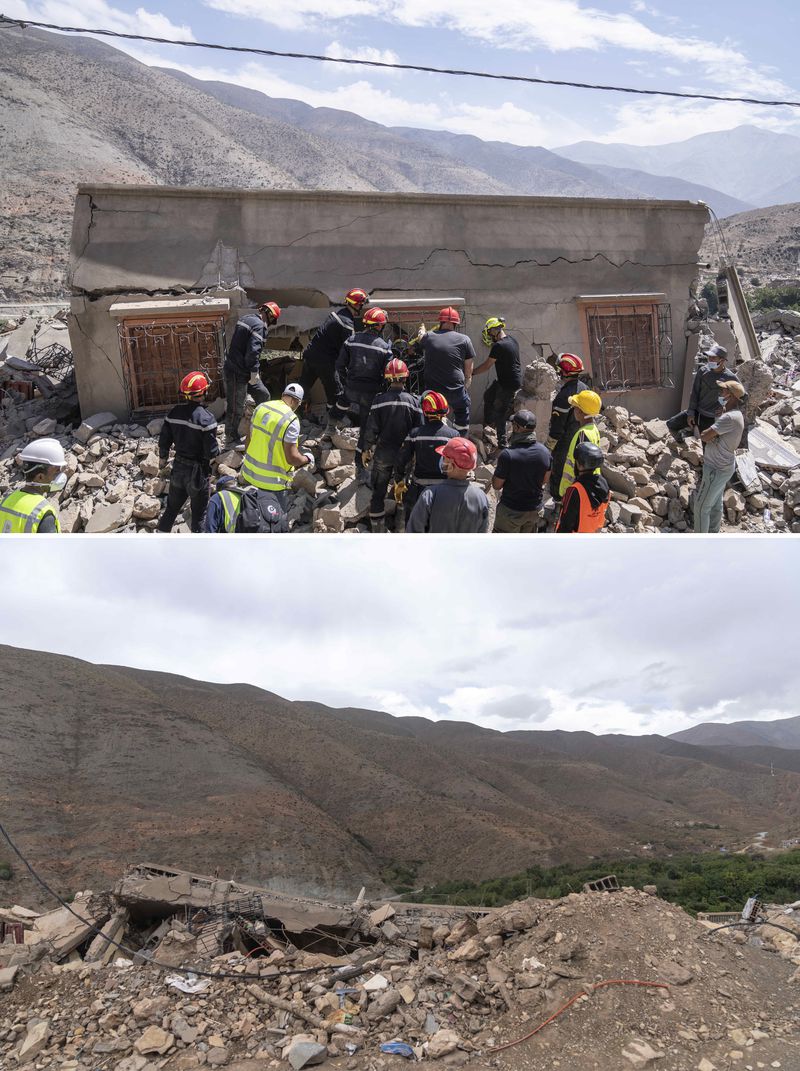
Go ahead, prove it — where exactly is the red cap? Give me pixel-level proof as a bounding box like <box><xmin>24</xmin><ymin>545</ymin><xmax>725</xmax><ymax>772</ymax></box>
<box><xmin>435</xmin><ymin>436</ymin><xmax>477</xmax><ymax>471</ymax></box>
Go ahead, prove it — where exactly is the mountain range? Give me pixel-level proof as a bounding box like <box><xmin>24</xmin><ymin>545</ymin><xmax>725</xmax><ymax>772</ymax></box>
<box><xmin>0</xmin><ymin>24</ymin><xmax>775</xmax><ymax>302</ymax></box>
<box><xmin>2</xmin><ymin>644</ymin><xmax>799</xmax><ymax>906</ymax></box>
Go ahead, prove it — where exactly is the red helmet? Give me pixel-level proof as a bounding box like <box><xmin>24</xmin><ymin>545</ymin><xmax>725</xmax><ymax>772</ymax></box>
<box><xmin>385</xmin><ymin>358</ymin><xmax>409</xmax><ymax>380</ymax></box>
<box><xmin>435</xmin><ymin>436</ymin><xmax>477</xmax><ymax>471</ymax></box>
<box><xmin>421</xmin><ymin>390</ymin><xmax>449</xmax><ymax>416</ymax></box>
<box><xmin>259</xmin><ymin>301</ymin><xmax>281</xmax><ymax>322</ymax></box>
<box><xmin>180</xmin><ymin>371</ymin><xmax>211</xmax><ymax>398</ymax></box>
<box><xmin>363</xmin><ymin>307</ymin><xmax>388</xmax><ymax>328</ymax></box>
<box><xmin>438</xmin><ymin>306</ymin><xmax>461</xmax><ymax>325</ymax></box>
<box><xmin>345</xmin><ymin>287</ymin><xmax>369</xmax><ymax>309</ymax></box>
<box><xmin>558</xmin><ymin>353</ymin><xmax>584</xmax><ymax>375</ymax></box>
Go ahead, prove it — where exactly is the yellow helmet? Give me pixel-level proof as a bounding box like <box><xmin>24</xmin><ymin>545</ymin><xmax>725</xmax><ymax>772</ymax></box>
<box><xmin>568</xmin><ymin>390</ymin><xmax>602</xmax><ymax>416</ymax></box>
<box><xmin>482</xmin><ymin>316</ymin><xmax>505</xmax><ymax>346</ymax></box>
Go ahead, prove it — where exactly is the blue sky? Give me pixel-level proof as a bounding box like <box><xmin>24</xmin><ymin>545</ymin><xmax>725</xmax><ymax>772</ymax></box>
<box><xmin>4</xmin><ymin>0</ymin><xmax>799</xmax><ymax>146</ymax></box>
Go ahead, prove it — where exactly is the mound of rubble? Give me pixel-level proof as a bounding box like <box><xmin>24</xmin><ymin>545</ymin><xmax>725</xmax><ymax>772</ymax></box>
<box><xmin>2</xmin><ymin>862</ymin><xmax>799</xmax><ymax>1071</ymax></box>
<box><xmin>2</xmin><ymin>312</ymin><xmax>800</xmax><ymax>534</ymax></box>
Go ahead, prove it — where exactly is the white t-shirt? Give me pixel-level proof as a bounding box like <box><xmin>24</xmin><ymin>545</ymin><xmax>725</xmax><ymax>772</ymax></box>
<box><xmin>706</xmin><ymin>410</ymin><xmax>743</xmax><ymax>469</ymax></box>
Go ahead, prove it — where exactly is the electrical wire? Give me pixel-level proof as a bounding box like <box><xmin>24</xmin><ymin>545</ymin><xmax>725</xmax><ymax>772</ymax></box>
<box><xmin>2</xmin><ymin>14</ymin><xmax>800</xmax><ymax>109</ymax></box>
<box><xmin>485</xmin><ymin>979</ymin><xmax>671</xmax><ymax>1053</ymax></box>
<box><xmin>702</xmin><ymin>919</ymin><xmax>800</xmax><ymax>940</ymax></box>
<box><xmin>0</xmin><ymin>819</ymin><xmax>366</xmax><ymax>983</ymax></box>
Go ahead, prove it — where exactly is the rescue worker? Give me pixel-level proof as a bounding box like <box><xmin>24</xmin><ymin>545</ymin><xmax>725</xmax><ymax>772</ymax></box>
<box><xmin>491</xmin><ymin>410</ymin><xmax>552</xmax><ymax>533</ymax></box>
<box><xmin>393</xmin><ymin>390</ymin><xmax>458</xmax><ymax>515</ymax></box>
<box><xmin>556</xmin><ymin>441</ymin><xmax>610</xmax><ymax>533</ymax></box>
<box><xmin>362</xmin><ymin>359</ymin><xmax>424</xmax><ymax>532</ymax></box>
<box><xmin>667</xmin><ymin>343</ymin><xmax>742</xmax><ymax>442</ymax></box>
<box><xmin>473</xmin><ymin>317</ymin><xmax>522</xmax><ymax>449</ymax></box>
<box><xmin>204</xmin><ymin>474</ymin><xmax>288</xmax><ymax>533</ymax></box>
<box><xmin>406</xmin><ymin>437</ymin><xmax>489</xmax><ymax>534</ymax></box>
<box><xmin>299</xmin><ymin>287</ymin><xmax>368</xmax><ymax>422</ymax></box>
<box><xmin>335</xmin><ymin>307</ymin><xmax>392</xmax><ymax>463</ymax></box>
<box><xmin>418</xmin><ymin>306</ymin><xmax>476</xmax><ymax>435</ymax></box>
<box><xmin>157</xmin><ymin>371</ymin><xmax>220</xmax><ymax>533</ymax></box>
<box><xmin>558</xmin><ymin>390</ymin><xmax>603</xmax><ymax>499</ymax></box>
<box><xmin>0</xmin><ymin>438</ymin><xmax>66</xmax><ymax>533</ymax></box>
<box><xmin>547</xmin><ymin>353</ymin><xmax>590</xmax><ymax>500</ymax></box>
<box><xmin>241</xmin><ymin>382</ymin><xmax>314</xmax><ymax>513</ymax></box>
<box><xmin>224</xmin><ymin>301</ymin><xmax>281</xmax><ymax>446</ymax></box>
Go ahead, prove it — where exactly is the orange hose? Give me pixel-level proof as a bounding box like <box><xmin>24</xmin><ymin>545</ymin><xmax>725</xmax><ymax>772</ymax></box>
<box><xmin>486</xmin><ymin>979</ymin><xmax>671</xmax><ymax>1053</ymax></box>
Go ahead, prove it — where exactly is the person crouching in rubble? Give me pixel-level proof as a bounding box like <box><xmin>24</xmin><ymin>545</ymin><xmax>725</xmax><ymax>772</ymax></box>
<box><xmin>204</xmin><ymin>474</ymin><xmax>288</xmax><ymax>533</ymax></box>
<box><xmin>0</xmin><ymin>438</ymin><xmax>67</xmax><ymax>533</ymax></box>
<box><xmin>157</xmin><ymin>371</ymin><xmax>220</xmax><ymax>533</ymax></box>
<box><xmin>693</xmin><ymin>378</ymin><xmax>746</xmax><ymax>534</ymax></box>
<box><xmin>556</xmin><ymin>441</ymin><xmax>610</xmax><ymax>533</ymax></box>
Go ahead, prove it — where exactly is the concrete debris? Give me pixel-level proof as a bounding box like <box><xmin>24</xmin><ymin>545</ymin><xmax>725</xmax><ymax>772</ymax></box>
<box><xmin>2</xmin><ymin>311</ymin><xmax>800</xmax><ymax>533</ymax></box>
<box><xmin>1</xmin><ymin>877</ymin><xmax>798</xmax><ymax>1070</ymax></box>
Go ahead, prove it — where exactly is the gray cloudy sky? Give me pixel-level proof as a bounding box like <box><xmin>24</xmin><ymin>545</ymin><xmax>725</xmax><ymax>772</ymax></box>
<box><xmin>1</xmin><ymin>538</ymin><xmax>796</xmax><ymax>738</ymax></box>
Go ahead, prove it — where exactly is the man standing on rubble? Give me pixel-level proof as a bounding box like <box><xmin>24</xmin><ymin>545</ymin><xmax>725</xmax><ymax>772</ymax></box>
<box><xmin>241</xmin><ymin>383</ymin><xmax>315</xmax><ymax>513</ymax></box>
<box><xmin>393</xmin><ymin>390</ymin><xmax>459</xmax><ymax>516</ymax></box>
<box><xmin>667</xmin><ymin>343</ymin><xmax>742</xmax><ymax>442</ymax></box>
<box><xmin>362</xmin><ymin>359</ymin><xmax>424</xmax><ymax>532</ymax></box>
<box><xmin>336</xmin><ymin>307</ymin><xmax>392</xmax><ymax>469</ymax></box>
<box><xmin>0</xmin><ymin>438</ymin><xmax>66</xmax><ymax>533</ymax></box>
<box><xmin>693</xmin><ymin>379</ymin><xmax>746</xmax><ymax>533</ymax></box>
<box><xmin>407</xmin><ymin>437</ymin><xmax>489</xmax><ymax>533</ymax></box>
<box><xmin>157</xmin><ymin>372</ymin><xmax>220</xmax><ymax>533</ymax></box>
<box><xmin>547</xmin><ymin>353</ymin><xmax>589</xmax><ymax>501</ymax></box>
<box><xmin>418</xmin><ymin>307</ymin><xmax>476</xmax><ymax>436</ymax></box>
<box><xmin>472</xmin><ymin>317</ymin><xmax>522</xmax><ymax>449</ymax></box>
<box><xmin>224</xmin><ymin>302</ymin><xmax>281</xmax><ymax>447</ymax></box>
<box><xmin>491</xmin><ymin>410</ymin><xmax>551</xmax><ymax>533</ymax></box>
<box><xmin>299</xmin><ymin>288</ymin><xmax>369</xmax><ymax>425</ymax></box>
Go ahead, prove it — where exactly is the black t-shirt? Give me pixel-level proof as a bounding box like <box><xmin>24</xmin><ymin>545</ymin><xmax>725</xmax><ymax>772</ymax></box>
<box><xmin>495</xmin><ymin>439</ymin><xmax>552</xmax><ymax>512</ymax></box>
<box><xmin>490</xmin><ymin>335</ymin><xmax>522</xmax><ymax>389</ymax></box>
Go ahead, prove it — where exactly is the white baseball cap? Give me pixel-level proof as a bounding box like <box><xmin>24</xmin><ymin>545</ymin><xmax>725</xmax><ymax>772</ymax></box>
<box><xmin>282</xmin><ymin>382</ymin><xmax>304</xmax><ymax>402</ymax></box>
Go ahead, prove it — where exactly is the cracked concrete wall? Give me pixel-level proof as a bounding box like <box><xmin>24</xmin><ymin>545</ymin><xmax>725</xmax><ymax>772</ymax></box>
<box><xmin>68</xmin><ymin>185</ymin><xmax>708</xmax><ymax>420</ymax></box>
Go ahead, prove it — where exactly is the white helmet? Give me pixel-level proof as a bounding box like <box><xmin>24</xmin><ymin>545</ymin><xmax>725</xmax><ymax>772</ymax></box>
<box><xmin>282</xmin><ymin>382</ymin><xmax>304</xmax><ymax>402</ymax></box>
<box><xmin>18</xmin><ymin>438</ymin><xmax>66</xmax><ymax>468</ymax></box>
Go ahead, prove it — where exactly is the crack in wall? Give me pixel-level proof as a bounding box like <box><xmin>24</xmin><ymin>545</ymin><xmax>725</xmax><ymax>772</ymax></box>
<box><xmin>247</xmin><ymin>211</ymin><xmax>394</xmax><ymax>261</ymax></box>
<box><xmin>71</xmin><ymin>312</ymin><xmax>126</xmax><ymax>392</ymax></box>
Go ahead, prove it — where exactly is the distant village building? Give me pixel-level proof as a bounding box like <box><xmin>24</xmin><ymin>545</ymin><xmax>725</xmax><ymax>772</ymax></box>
<box><xmin>68</xmin><ymin>184</ymin><xmax>715</xmax><ymax>421</ymax></box>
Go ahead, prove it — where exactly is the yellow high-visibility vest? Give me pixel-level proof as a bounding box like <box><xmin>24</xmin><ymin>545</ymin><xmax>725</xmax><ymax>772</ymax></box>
<box><xmin>219</xmin><ymin>489</ymin><xmax>242</xmax><ymax>533</ymax></box>
<box><xmin>241</xmin><ymin>400</ymin><xmax>299</xmax><ymax>492</ymax></box>
<box><xmin>559</xmin><ymin>422</ymin><xmax>601</xmax><ymax>497</ymax></box>
<box><xmin>0</xmin><ymin>490</ymin><xmax>61</xmax><ymax>534</ymax></box>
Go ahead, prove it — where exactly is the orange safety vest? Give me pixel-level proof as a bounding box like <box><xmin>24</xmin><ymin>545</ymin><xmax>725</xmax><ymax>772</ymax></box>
<box><xmin>561</xmin><ymin>481</ymin><xmax>610</xmax><ymax>533</ymax></box>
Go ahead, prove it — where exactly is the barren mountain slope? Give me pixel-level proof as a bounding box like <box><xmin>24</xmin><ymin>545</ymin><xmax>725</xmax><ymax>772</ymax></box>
<box><xmin>3</xmin><ymin>646</ymin><xmax>800</xmax><ymax>904</ymax></box>
<box><xmin>671</xmin><ymin>711</ymin><xmax>800</xmax><ymax>748</ymax></box>
<box><xmin>699</xmin><ymin>201</ymin><xmax>800</xmax><ymax>280</ymax></box>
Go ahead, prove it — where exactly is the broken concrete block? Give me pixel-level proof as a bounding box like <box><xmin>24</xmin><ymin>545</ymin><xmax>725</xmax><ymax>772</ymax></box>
<box><xmin>32</xmin><ymin>417</ymin><xmax>57</xmax><ymax>435</ymax></box>
<box><xmin>324</xmin><ymin>464</ymin><xmax>352</xmax><ymax>488</ymax></box>
<box><xmin>362</xmin><ymin>973</ymin><xmax>389</xmax><ymax>992</ymax></box>
<box><xmin>293</xmin><ymin>467</ymin><xmax>325</xmax><ymax>496</ymax></box>
<box><xmin>426</xmin><ymin>1029</ymin><xmax>461</xmax><ymax>1059</ymax></box>
<box><xmin>139</xmin><ymin>452</ymin><xmax>160</xmax><ymax>477</ymax></box>
<box><xmin>618</xmin><ymin>502</ymin><xmax>643</xmax><ymax>527</ymax></box>
<box><xmin>85</xmin><ymin>498</ymin><xmax>135</xmax><ymax>533</ymax></box>
<box><xmin>285</xmin><ymin>1036</ymin><xmax>327</xmax><ymax>1071</ymax></box>
<box><xmin>146</xmin><ymin>418</ymin><xmax>164</xmax><ymax>436</ymax></box>
<box><xmin>369</xmin><ymin>903</ymin><xmax>396</xmax><ymax>926</ymax></box>
<box><xmin>313</xmin><ymin>504</ymin><xmax>345</xmax><ymax>532</ymax></box>
<box><xmin>17</xmin><ymin>1020</ymin><xmax>51</xmax><ymax>1064</ymax></box>
<box><xmin>381</xmin><ymin>920</ymin><xmax>402</xmax><ymax>941</ymax></box>
<box><xmin>132</xmin><ymin>494</ymin><xmax>161</xmax><ymax>521</ymax></box>
<box><xmin>75</xmin><ymin>412</ymin><xmax>117</xmax><ymax>444</ymax></box>
<box><xmin>134</xmin><ymin>1026</ymin><xmax>174</xmax><ymax>1055</ymax></box>
<box><xmin>0</xmin><ymin>964</ymin><xmax>19</xmax><ymax>991</ymax></box>
<box><xmin>447</xmin><ymin>937</ymin><xmax>486</xmax><ymax>962</ymax></box>
<box><xmin>452</xmin><ymin>973</ymin><xmax>480</xmax><ymax>1002</ymax></box>
<box><xmin>366</xmin><ymin>988</ymin><xmax>402</xmax><ymax>1020</ymax></box>
<box><xmin>604</xmin><ymin>406</ymin><xmax>630</xmax><ymax>430</ymax></box>
<box><xmin>603</xmin><ymin>464</ymin><xmax>637</xmax><ymax>497</ymax></box>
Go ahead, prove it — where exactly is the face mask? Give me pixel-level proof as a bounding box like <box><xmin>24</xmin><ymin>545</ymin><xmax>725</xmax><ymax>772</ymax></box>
<box><xmin>706</xmin><ymin>361</ymin><xmax>719</xmax><ymax>371</ymax></box>
<box><xmin>439</xmin><ymin>457</ymin><xmax>448</xmax><ymax>475</ymax></box>
<box><xmin>49</xmin><ymin>471</ymin><xmax>67</xmax><ymax>492</ymax></box>
<box><xmin>717</xmin><ymin>395</ymin><xmax>728</xmax><ymax>408</ymax></box>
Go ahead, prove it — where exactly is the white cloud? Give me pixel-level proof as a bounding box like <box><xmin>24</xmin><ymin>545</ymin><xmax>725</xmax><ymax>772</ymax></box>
<box><xmin>604</xmin><ymin>96</ymin><xmax>800</xmax><ymax>145</ymax></box>
<box><xmin>325</xmin><ymin>40</ymin><xmax>401</xmax><ymax>68</ymax></box>
<box><xmin>2</xmin><ymin>0</ymin><xmax>195</xmax><ymax>39</ymax></box>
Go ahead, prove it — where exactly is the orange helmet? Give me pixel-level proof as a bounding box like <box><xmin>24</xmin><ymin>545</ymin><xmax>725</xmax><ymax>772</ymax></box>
<box><xmin>421</xmin><ymin>390</ymin><xmax>448</xmax><ymax>416</ymax></box>
<box><xmin>180</xmin><ymin>371</ymin><xmax>211</xmax><ymax>399</ymax></box>
<box><xmin>363</xmin><ymin>307</ymin><xmax>388</xmax><ymax>329</ymax></box>
<box><xmin>385</xmin><ymin>358</ymin><xmax>409</xmax><ymax>380</ymax></box>
<box><xmin>259</xmin><ymin>301</ymin><xmax>281</xmax><ymax>322</ymax></box>
<box><xmin>345</xmin><ymin>287</ymin><xmax>369</xmax><ymax>309</ymax></box>
<box><xmin>438</xmin><ymin>306</ymin><xmax>461</xmax><ymax>325</ymax></box>
<box><xmin>558</xmin><ymin>353</ymin><xmax>584</xmax><ymax>375</ymax></box>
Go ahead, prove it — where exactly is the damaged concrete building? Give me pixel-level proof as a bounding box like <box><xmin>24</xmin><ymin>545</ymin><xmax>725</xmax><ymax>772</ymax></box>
<box><xmin>68</xmin><ymin>184</ymin><xmax>712</xmax><ymax>423</ymax></box>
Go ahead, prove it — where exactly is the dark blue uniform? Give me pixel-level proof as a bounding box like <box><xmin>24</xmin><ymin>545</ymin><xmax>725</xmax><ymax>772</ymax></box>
<box><xmin>157</xmin><ymin>401</ymin><xmax>220</xmax><ymax>532</ymax></box>
<box><xmin>363</xmin><ymin>387</ymin><xmax>424</xmax><ymax>523</ymax></box>
<box><xmin>336</xmin><ymin>330</ymin><xmax>392</xmax><ymax>451</ymax></box>
<box><xmin>300</xmin><ymin>307</ymin><xmax>357</xmax><ymax>411</ymax></box>
<box><xmin>394</xmin><ymin>419</ymin><xmax>459</xmax><ymax>512</ymax></box>
<box><xmin>224</xmin><ymin>313</ymin><xmax>270</xmax><ymax>441</ymax></box>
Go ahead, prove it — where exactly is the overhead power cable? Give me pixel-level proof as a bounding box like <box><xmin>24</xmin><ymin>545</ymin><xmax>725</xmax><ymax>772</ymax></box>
<box><xmin>2</xmin><ymin>14</ymin><xmax>800</xmax><ymax>109</ymax></box>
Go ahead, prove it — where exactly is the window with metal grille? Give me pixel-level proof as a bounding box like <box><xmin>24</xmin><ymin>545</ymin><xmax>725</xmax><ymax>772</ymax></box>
<box><xmin>117</xmin><ymin>316</ymin><xmax>226</xmax><ymax>413</ymax></box>
<box><xmin>581</xmin><ymin>300</ymin><xmax>673</xmax><ymax>392</ymax></box>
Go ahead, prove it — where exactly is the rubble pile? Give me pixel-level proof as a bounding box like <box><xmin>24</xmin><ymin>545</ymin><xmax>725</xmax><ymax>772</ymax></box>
<box><xmin>2</xmin><ymin>866</ymin><xmax>799</xmax><ymax>1071</ymax></box>
<box><xmin>2</xmin><ymin>314</ymin><xmax>800</xmax><ymax>534</ymax></box>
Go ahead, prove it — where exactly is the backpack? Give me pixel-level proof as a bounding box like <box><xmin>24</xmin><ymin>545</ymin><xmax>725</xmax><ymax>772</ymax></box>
<box><xmin>237</xmin><ymin>487</ymin><xmax>288</xmax><ymax>533</ymax></box>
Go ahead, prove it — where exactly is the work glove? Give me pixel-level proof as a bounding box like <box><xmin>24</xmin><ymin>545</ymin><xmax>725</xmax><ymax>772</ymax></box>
<box><xmin>249</xmin><ymin>371</ymin><xmax>261</xmax><ymax>386</ymax></box>
<box><xmin>545</xmin><ymin>436</ymin><xmax>557</xmax><ymax>451</ymax></box>
<box><xmin>361</xmin><ymin>449</ymin><xmax>373</xmax><ymax>468</ymax></box>
<box><xmin>393</xmin><ymin>480</ymin><xmax>407</xmax><ymax>503</ymax></box>
<box><xmin>158</xmin><ymin>460</ymin><xmax>170</xmax><ymax>478</ymax></box>
<box><xmin>301</xmin><ymin>450</ymin><xmax>315</xmax><ymax>471</ymax></box>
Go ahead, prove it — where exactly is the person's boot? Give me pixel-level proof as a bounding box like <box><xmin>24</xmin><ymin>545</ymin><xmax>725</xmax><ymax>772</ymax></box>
<box><xmin>370</xmin><ymin>515</ymin><xmax>387</xmax><ymax>533</ymax></box>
